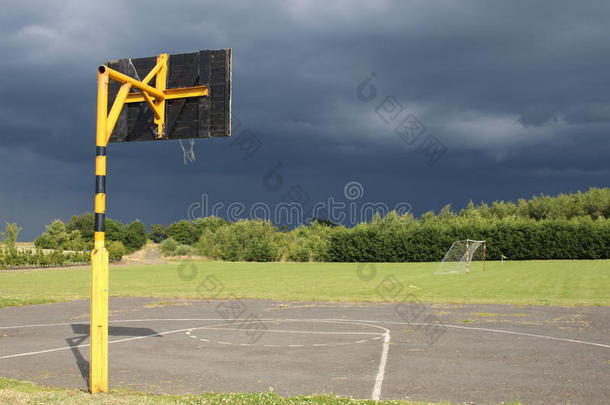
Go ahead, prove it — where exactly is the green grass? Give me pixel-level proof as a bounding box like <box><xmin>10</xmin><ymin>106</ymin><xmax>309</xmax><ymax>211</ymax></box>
<box><xmin>0</xmin><ymin>260</ymin><xmax>609</xmax><ymax>307</ymax></box>
<box><xmin>0</xmin><ymin>377</ymin><xmax>522</xmax><ymax>405</ymax></box>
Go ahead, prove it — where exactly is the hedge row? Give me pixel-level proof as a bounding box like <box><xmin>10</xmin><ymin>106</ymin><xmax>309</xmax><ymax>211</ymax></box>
<box><xmin>328</xmin><ymin>217</ymin><xmax>610</xmax><ymax>262</ymax></box>
<box><xmin>0</xmin><ymin>243</ymin><xmax>127</xmax><ymax>269</ymax></box>
<box><xmin>190</xmin><ymin>215</ymin><xmax>610</xmax><ymax>262</ymax></box>
<box><xmin>0</xmin><ymin>248</ymin><xmax>91</xmax><ymax>269</ymax></box>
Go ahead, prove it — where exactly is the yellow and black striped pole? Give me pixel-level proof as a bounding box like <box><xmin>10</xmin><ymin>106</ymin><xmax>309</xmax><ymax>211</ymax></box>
<box><xmin>88</xmin><ymin>53</ymin><xmax>196</xmax><ymax>394</ymax></box>
<box><xmin>90</xmin><ymin>69</ymin><xmax>109</xmax><ymax>393</ymax></box>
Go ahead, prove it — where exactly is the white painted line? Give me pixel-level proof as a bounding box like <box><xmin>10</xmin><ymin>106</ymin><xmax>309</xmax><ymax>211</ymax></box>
<box><xmin>371</xmin><ymin>332</ymin><xmax>391</xmax><ymax>401</ymax></box>
<box><xmin>199</xmin><ymin>326</ymin><xmax>383</xmax><ymax>336</ymax></box>
<box><xmin>0</xmin><ymin>328</ymin><xmax>185</xmax><ymax>360</ymax></box>
<box><xmin>1</xmin><ymin>316</ymin><xmax>607</xmax><ymax>363</ymax></box>
<box><xmin>183</xmin><ymin>319</ymin><xmax>390</xmax><ymax>348</ymax></box>
<box><xmin>0</xmin><ymin>321</ymin><xmax>75</xmax><ymax>330</ymax></box>
<box><xmin>0</xmin><ymin>321</ymin><xmax>231</xmax><ymax>360</ymax></box>
<box><xmin>336</xmin><ymin>319</ymin><xmax>610</xmax><ymax>350</ymax></box>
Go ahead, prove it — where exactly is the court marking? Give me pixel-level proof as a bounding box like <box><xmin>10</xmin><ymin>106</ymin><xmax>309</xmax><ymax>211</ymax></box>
<box><xmin>0</xmin><ymin>318</ymin><xmax>392</xmax><ymax>400</ymax></box>
<box><xmin>0</xmin><ymin>318</ymin><xmax>610</xmax><ymax>400</ymax></box>
<box><xmin>372</xmin><ymin>332</ymin><xmax>391</xmax><ymax>401</ymax></box>
<box><xmin>1</xmin><ymin>317</ymin><xmax>608</xmax><ymax>349</ymax></box>
<box><xmin>182</xmin><ymin>319</ymin><xmax>389</xmax><ymax>348</ymax></box>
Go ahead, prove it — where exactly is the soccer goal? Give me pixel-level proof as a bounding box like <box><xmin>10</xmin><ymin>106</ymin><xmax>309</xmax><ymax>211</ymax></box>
<box><xmin>435</xmin><ymin>239</ymin><xmax>486</xmax><ymax>275</ymax></box>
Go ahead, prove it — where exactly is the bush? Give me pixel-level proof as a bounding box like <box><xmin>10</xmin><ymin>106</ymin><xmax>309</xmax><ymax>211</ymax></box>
<box><xmin>160</xmin><ymin>237</ymin><xmax>179</xmax><ymax>256</ymax></box>
<box><xmin>123</xmin><ymin>220</ymin><xmax>147</xmax><ymax>252</ymax></box>
<box><xmin>167</xmin><ymin>220</ymin><xmax>198</xmax><ymax>245</ymax></box>
<box><xmin>0</xmin><ymin>246</ymin><xmax>90</xmax><ymax>269</ymax></box>
<box><xmin>278</xmin><ymin>222</ymin><xmax>335</xmax><ymax>262</ymax></box>
<box><xmin>198</xmin><ymin>220</ymin><xmax>279</xmax><ymax>261</ymax></box>
<box><xmin>107</xmin><ymin>241</ymin><xmax>126</xmax><ymax>262</ymax></box>
<box><xmin>175</xmin><ymin>244</ymin><xmax>194</xmax><ymax>256</ymax></box>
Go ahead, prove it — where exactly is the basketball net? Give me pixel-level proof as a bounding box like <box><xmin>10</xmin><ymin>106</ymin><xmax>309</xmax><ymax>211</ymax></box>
<box><xmin>179</xmin><ymin>139</ymin><xmax>197</xmax><ymax>164</ymax></box>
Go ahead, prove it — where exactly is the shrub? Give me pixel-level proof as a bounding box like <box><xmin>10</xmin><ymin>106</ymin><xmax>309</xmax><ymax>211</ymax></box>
<box><xmin>0</xmin><ymin>246</ymin><xmax>91</xmax><ymax>269</ymax></box>
<box><xmin>198</xmin><ymin>220</ymin><xmax>279</xmax><ymax>261</ymax></box>
<box><xmin>160</xmin><ymin>237</ymin><xmax>179</xmax><ymax>256</ymax></box>
<box><xmin>175</xmin><ymin>244</ymin><xmax>194</xmax><ymax>256</ymax></box>
<box><xmin>279</xmin><ymin>222</ymin><xmax>336</xmax><ymax>262</ymax></box>
<box><xmin>167</xmin><ymin>220</ymin><xmax>198</xmax><ymax>245</ymax></box>
<box><xmin>107</xmin><ymin>241</ymin><xmax>126</xmax><ymax>262</ymax></box>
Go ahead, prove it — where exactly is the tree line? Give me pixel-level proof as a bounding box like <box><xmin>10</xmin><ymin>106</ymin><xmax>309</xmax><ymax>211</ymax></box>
<box><xmin>34</xmin><ymin>214</ymin><xmax>147</xmax><ymax>260</ymax></box>
<box><xmin>0</xmin><ymin>223</ymin><xmax>90</xmax><ymax>269</ymax></box>
<box><xmin>7</xmin><ymin>187</ymin><xmax>609</xmax><ymax>265</ymax></box>
<box><xmin>153</xmin><ymin>187</ymin><xmax>610</xmax><ymax>262</ymax></box>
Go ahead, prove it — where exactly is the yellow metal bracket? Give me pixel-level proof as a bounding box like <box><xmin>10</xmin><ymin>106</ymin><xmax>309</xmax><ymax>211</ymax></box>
<box><xmin>97</xmin><ymin>53</ymin><xmax>208</xmax><ymax>141</ymax></box>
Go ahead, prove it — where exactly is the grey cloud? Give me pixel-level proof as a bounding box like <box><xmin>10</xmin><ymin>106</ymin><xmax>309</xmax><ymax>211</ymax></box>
<box><xmin>0</xmin><ymin>0</ymin><xmax>608</xmax><ymax>240</ymax></box>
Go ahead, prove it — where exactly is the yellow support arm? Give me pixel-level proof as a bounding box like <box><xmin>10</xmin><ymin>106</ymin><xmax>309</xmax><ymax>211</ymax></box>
<box><xmin>97</xmin><ymin>53</ymin><xmax>207</xmax><ymax>139</ymax></box>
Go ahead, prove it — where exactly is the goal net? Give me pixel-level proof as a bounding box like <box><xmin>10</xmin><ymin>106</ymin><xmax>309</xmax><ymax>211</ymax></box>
<box><xmin>435</xmin><ymin>239</ymin><xmax>486</xmax><ymax>275</ymax></box>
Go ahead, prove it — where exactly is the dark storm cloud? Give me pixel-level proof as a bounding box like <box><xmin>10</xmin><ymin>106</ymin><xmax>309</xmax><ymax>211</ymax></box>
<box><xmin>0</xmin><ymin>0</ymin><xmax>609</xmax><ymax>239</ymax></box>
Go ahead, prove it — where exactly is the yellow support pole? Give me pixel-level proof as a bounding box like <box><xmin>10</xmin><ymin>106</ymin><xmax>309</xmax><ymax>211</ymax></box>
<box><xmin>88</xmin><ymin>53</ymin><xmax>203</xmax><ymax>393</ymax></box>
<box><xmin>90</xmin><ymin>70</ymin><xmax>109</xmax><ymax>393</ymax></box>
<box><xmin>124</xmin><ymin>86</ymin><xmax>208</xmax><ymax>103</ymax></box>
<box><xmin>106</xmin><ymin>82</ymin><xmax>132</xmax><ymax>142</ymax></box>
<box><xmin>153</xmin><ymin>53</ymin><xmax>168</xmax><ymax>138</ymax></box>
<box><xmin>98</xmin><ymin>65</ymin><xmax>166</xmax><ymax>100</ymax></box>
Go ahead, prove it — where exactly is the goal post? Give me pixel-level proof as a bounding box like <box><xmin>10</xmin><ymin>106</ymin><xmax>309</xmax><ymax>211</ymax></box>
<box><xmin>435</xmin><ymin>239</ymin><xmax>486</xmax><ymax>275</ymax></box>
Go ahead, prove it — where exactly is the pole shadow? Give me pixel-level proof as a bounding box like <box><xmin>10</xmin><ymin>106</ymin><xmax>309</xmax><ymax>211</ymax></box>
<box><xmin>67</xmin><ymin>323</ymin><xmax>162</xmax><ymax>389</ymax></box>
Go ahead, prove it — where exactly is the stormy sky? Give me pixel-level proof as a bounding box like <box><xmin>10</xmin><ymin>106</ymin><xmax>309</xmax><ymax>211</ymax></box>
<box><xmin>1</xmin><ymin>0</ymin><xmax>609</xmax><ymax>240</ymax></box>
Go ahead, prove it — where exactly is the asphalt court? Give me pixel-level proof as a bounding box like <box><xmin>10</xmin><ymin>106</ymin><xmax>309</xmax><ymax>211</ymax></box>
<box><xmin>0</xmin><ymin>298</ymin><xmax>608</xmax><ymax>404</ymax></box>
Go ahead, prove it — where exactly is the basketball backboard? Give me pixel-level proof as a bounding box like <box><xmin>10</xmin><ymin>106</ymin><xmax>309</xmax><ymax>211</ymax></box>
<box><xmin>106</xmin><ymin>49</ymin><xmax>231</xmax><ymax>142</ymax></box>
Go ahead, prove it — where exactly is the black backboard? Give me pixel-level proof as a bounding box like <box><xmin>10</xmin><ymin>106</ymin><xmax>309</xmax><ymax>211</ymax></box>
<box><xmin>107</xmin><ymin>49</ymin><xmax>231</xmax><ymax>142</ymax></box>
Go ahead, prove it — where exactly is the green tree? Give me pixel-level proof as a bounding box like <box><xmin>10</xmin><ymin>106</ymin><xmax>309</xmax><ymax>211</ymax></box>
<box><xmin>198</xmin><ymin>220</ymin><xmax>279</xmax><ymax>261</ymax></box>
<box><xmin>66</xmin><ymin>213</ymin><xmax>95</xmax><ymax>241</ymax></box>
<box><xmin>105</xmin><ymin>218</ymin><xmax>127</xmax><ymax>244</ymax></box>
<box><xmin>2</xmin><ymin>223</ymin><xmax>22</xmax><ymax>251</ymax></box>
<box><xmin>192</xmin><ymin>216</ymin><xmax>230</xmax><ymax>235</ymax></box>
<box><xmin>123</xmin><ymin>220</ymin><xmax>147</xmax><ymax>251</ymax></box>
<box><xmin>107</xmin><ymin>241</ymin><xmax>126</xmax><ymax>262</ymax></box>
<box><xmin>35</xmin><ymin>220</ymin><xmax>69</xmax><ymax>250</ymax></box>
<box><xmin>310</xmin><ymin>217</ymin><xmax>338</xmax><ymax>227</ymax></box>
<box><xmin>67</xmin><ymin>230</ymin><xmax>86</xmax><ymax>251</ymax></box>
<box><xmin>148</xmin><ymin>224</ymin><xmax>168</xmax><ymax>243</ymax></box>
<box><xmin>160</xmin><ymin>237</ymin><xmax>179</xmax><ymax>256</ymax></box>
<box><xmin>167</xmin><ymin>220</ymin><xmax>198</xmax><ymax>245</ymax></box>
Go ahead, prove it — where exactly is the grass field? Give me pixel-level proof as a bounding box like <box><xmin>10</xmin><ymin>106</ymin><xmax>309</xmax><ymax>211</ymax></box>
<box><xmin>1</xmin><ymin>259</ymin><xmax>609</xmax><ymax>308</ymax></box>
<box><xmin>0</xmin><ymin>378</ymin><xmax>521</xmax><ymax>405</ymax></box>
